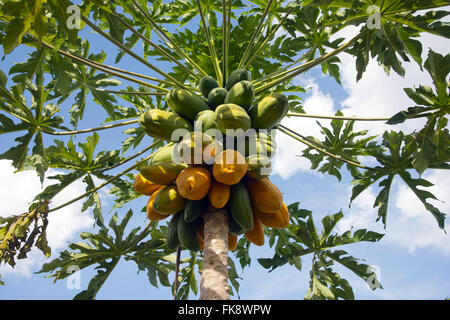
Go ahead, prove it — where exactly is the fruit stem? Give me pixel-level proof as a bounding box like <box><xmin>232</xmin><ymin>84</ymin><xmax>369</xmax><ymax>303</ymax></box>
<box><xmin>174</xmin><ymin>246</ymin><xmax>182</xmax><ymax>300</ymax></box>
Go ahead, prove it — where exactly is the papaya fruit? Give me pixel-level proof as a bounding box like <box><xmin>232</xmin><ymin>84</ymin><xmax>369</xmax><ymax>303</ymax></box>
<box><xmin>146</xmin><ymin>187</ymin><xmax>169</xmax><ymax>221</ymax></box>
<box><xmin>249</xmin><ymin>93</ymin><xmax>289</xmax><ymax>129</ymax></box>
<box><xmin>228</xmin><ymin>211</ymin><xmax>246</xmax><ymax>235</ymax></box>
<box><xmin>198</xmin><ymin>76</ymin><xmax>219</xmax><ymax>98</ymax></box>
<box><xmin>215</xmin><ymin>103</ymin><xmax>251</xmax><ymax>134</ymax></box>
<box><xmin>184</xmin><ymin>198</ymin><xmax>208</xmax><ymax>223</ymax></box>
<box><xmin>228</xmin><ymin>233</ymin><xmax>238</xmax><ymax>251</ymax></box>
<box><xmin>167</xmin><ymin>212</ymin><xmax>182</xmax><ymax>250</ymax></box>
<box><xmin>228</xmin><ymin>181</ymin><xmax>254</xmax><ymax>231</ymax></box>
<box><xmin>245</xmin><ymin>177</ymin><xmax>282</xmax><ymax>213</ymax></box>
<box><xmin>224</xmin><ymin>80</ymin><xmax>255</xmax><ymax>110</ymax></box>
<box><xmin>177</xmin><ymin>215</ymin><xmax>200</xmax><ymax>251</ymax></box>
<box><xmin>153</xmin><ymin>185</ymin><xmax>186</xmax><ymax>215</ymax></box>
<box><xmin>133</xmin><ymin>173</ymin><xmax>162</xmax><ymax>196</ymax></box>
<box><xmin>244</xmin><ymin>213</ymin><xmax>265</xmax><ymax>246</ymax></box>
<box><xmin>213</xmin><ymin>149</ymin><xmax>248</xmax><ymax>185</ymax></box>
<box><xmin>226</xmin><ymin>69</ymin><xmax>251</xmax><ymax>90</ymax></box>
<box><xmin>139</xmin><ymin>109</ymin><xmax>193</xmax><ymax>141</ymax></box>
<box><xmin>197</xmin><ymin>224</ymin><xmax>204</xmax><ymax>251</ymax></box>
<box><xmin>194</xmin><ymin>110</ymin><xmax>218</xmax><ymax>132</ymax></box>
<box><xmin>208</xmin><ymin>181</ymin><xmax>230</xmax><ymax>209</ymax></box>
<box><xmin>245</xmin><ymin>132</ymin><xmax>276</xmax><ymax>158</ymax></box>
<box><xmin>166</xmin><ymin>88</ymin><xmax>210</xmax><ymax>121</ymax></box>
<box><xmin>149</xmin><ymin>143</ymin><xmax>176</xmax><ymax>165</ymax></box>
<box><xmin>254</xmin><ymin>203</ymin><xmax>290</xmax><ymax>229</ymax></box>
<box><xmin>208</xmin><ymin>87</ymin><xmax>228</xmax><ymax>110</ymax></box>
<box><xmin>246</xmin><ymin>155</ymin><xmax>272</xmax><ymax>179</ymax></box>
<box><xmin>176</xmin><ymin>166</ymin><xmax>212</xmax><ymax>200</ymax></box>
<box><xmin>174</xmin><ymin>132</ymin><xmax>217</xmax><ymax>165</ymax></box>
<box><xmin>139</xmin><ymin>162</ymin><xmax>188</xmax><ymax>185</ymax></box>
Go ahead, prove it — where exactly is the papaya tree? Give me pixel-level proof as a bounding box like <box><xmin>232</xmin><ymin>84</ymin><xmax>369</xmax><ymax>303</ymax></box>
<box><xmin>0</xmin><ymin>0</ymin><xmax>448</xmax><ymax>300</ymax></box>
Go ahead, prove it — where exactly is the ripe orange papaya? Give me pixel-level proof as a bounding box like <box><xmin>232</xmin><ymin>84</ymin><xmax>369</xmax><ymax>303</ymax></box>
<box><xmin>176</xmin><ymin>166</ymin><xmax>212</xmax><ymax>200</ymax></box>
<box><xmin>245</xmin><ymin>177</ymin><xmax>282</xmax><ymax>213</ymax></box>
<box><xmin>208</xmin><ymin>181</ymin><xmax>230</xmax><ymax>209</ymax></box>
<box><xmin>244</xmin><ymin>213</ymin><xmax>265</xmax><ymax>246</ymax></box>
<box><xmin>133</xmin><ymin>173</ymin><xmax>162</xmax><ymax>196</ymax></box>
<box><xmin>254</xmin><ymin>203</ymin><xmax>290</xmax><ymax>229</ymax></box>
<box><xmin>212</xmin><ymin>149</ymin><xmax>248</xmax><ymax>185</ymax></box>
<box><xmin>228</xmin><ymin>232</ymin><xmax>238</xmax><ymax>251</ymax></box>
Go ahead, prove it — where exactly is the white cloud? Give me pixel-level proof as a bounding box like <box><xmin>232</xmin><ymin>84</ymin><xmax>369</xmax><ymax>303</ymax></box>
<box><xmin>390</xmin><ymin>171</ymin><xmax>450</xmax><ymax>255</ymax></box>
<box><xmin>336</xmin><ymin>171</ymin><xmax>450</xmax><ymax>255</ymax></box>
<box><xmin>273</xmin><ymin>80</ymin><xmax>336</xmax><ymax>179</ymax></box>
<box><xmin>0</xmin><ymin>160</ymin><xmax>95</xmax><ymax>277</ymax></box>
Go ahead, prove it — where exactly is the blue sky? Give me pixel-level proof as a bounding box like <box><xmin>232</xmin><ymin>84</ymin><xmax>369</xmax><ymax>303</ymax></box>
<box><xmin>1</xmin><ymin>3</ymin><xmax>449</xmax><ymax>300</ymax></box>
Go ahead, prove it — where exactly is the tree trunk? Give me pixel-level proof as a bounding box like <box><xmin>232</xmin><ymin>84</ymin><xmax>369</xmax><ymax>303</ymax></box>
<box><xmin>200</xmin><ymin>208</ymin><xmax>229</xmax><ymax>300</ymax></box>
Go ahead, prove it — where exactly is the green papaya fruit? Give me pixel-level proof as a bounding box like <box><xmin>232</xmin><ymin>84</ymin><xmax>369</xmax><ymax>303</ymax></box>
<box><xmin>149</xmin><ymin>143</ymin><xmax>175</xmax><ymax>165</ymax></box>
<box><xmin>167</xmin><ymin>212</ymin><xmax>182</xmax><ymax>250</ymax></box>
<box><xmin>153</xmin><ymin>185</ymin><xmax>186</xmax><ymax>215</ymax></box>
<box><xmin>245</xmin><ymin>132</ymin><xmax>277</xmax><ymax>158</ymax></box>
<box><xmin>139</xmin><ymin>162</ymin><xmax>188</xmax><ymax>185</ymax></box>
<box><xmin>246</xmin><ymin>155</ymin><xmax>272</xmax><ymax>179</ymax></box>
<box><xmin>194</xmin><ymin>110</ymin><xmax>218</xmax><ymax>132</ymax></box>
<box><xmin>226</xmin><ymin>69</ymin><xmax>251</xmax><ymax>90</ymax></box>
<box><xmin>166</xmin><ymin>88</ymin><xmax>210</xmax><ymax>121</ymax></box>
<box><xmin>174</xmin><ymin>131</ymin><xmax>217</xmax><ymax>164</ymax></box>
<box><xmin>177</xmin><ymin>215</ymin><xmax>200</xmax><ymax>251</ymax></box>
<box><xmin>215</xmin><ymin>103</ymin><xmax>251</xmax><ymax>134</ymax></box>
<box><xmin>198</xmin><ymin>76</ymin><xmax>219</xmax><ymax>98</ymax></box>
<box><xmin>224</xmin><ymin>80</ymin><xmax>255</xmax><ymax>110</ymax></box>
<box><xmin>139</xmin><ymin>109</ymin><xmax>193</xmax><ymax>141</ymax></box>
<box><xmin>208</xmin><ymin>87</ymin><xmax>228</xmax><ymax>110</ymax></box>
<box><xmin>184</xmin><ymin>199</ymin><xmax>208</xmax><ymax>223</ymax></box>
<box><xmin>249</xmin><ymin>93</ymin><xmax>289</xmax><ymax>129</ymax></box>
<box><xmin>228</xmin><ymin>181</ymin><xmax>254</xmax><ymax>231</ymax></box>
<box><xmin>228</xmin><ymin>212</ymin><xmax>246</xmax><ymax>235</ymax></box>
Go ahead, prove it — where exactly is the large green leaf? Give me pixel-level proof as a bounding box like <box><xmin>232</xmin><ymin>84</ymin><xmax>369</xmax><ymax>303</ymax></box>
<box><xmin>260</xmin><ymin>202</ymin><xmax>383</xmax><ymax>299</ymax></box>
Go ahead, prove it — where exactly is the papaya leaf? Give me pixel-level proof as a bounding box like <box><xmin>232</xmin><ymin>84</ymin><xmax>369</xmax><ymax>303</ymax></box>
<box><xmin>37</xmin><ymin>209</ymin><xmax>168</xmax><ymax>299</ymax></box>
<box><xmin>399</xmin><ymin>171</ymin><xmax>446</xmax><ymax>231</ymax></box>
<box><xmin>261</xmin><ymin>203</ymin><xmax>383</xmax><ymax>299</ymax></box>
<box><xmin>324</xmin><ymin>249</ymin><xmax>382</xmax><ymax>290</ymax></box>
<box><xmin>0</xmin><ymin>201</ymin><xmax>51</xmax><ymax>268</ymax></box>
<box><xmin>303</xmin><ymin>111</ymin><xmax>379</xmax><ymax>180</ymax></box>
<box><xmin>307</xmin><ymin>1</ymin><xmax>449</xmax><ymax>79</ymax></box>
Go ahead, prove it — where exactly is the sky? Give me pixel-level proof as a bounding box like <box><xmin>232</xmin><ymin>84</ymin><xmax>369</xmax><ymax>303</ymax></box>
<box><xmin>0</xmin><ymin>3</ymin><xmax>449</xmax><ymax>300</ymax></box>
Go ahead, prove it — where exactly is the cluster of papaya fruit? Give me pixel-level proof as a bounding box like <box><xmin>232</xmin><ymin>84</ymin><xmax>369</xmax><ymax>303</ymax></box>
<box><xmin>134</xmin><ymin>69</ymin><xmax>290</xmax><ymax>251</ymax></box>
